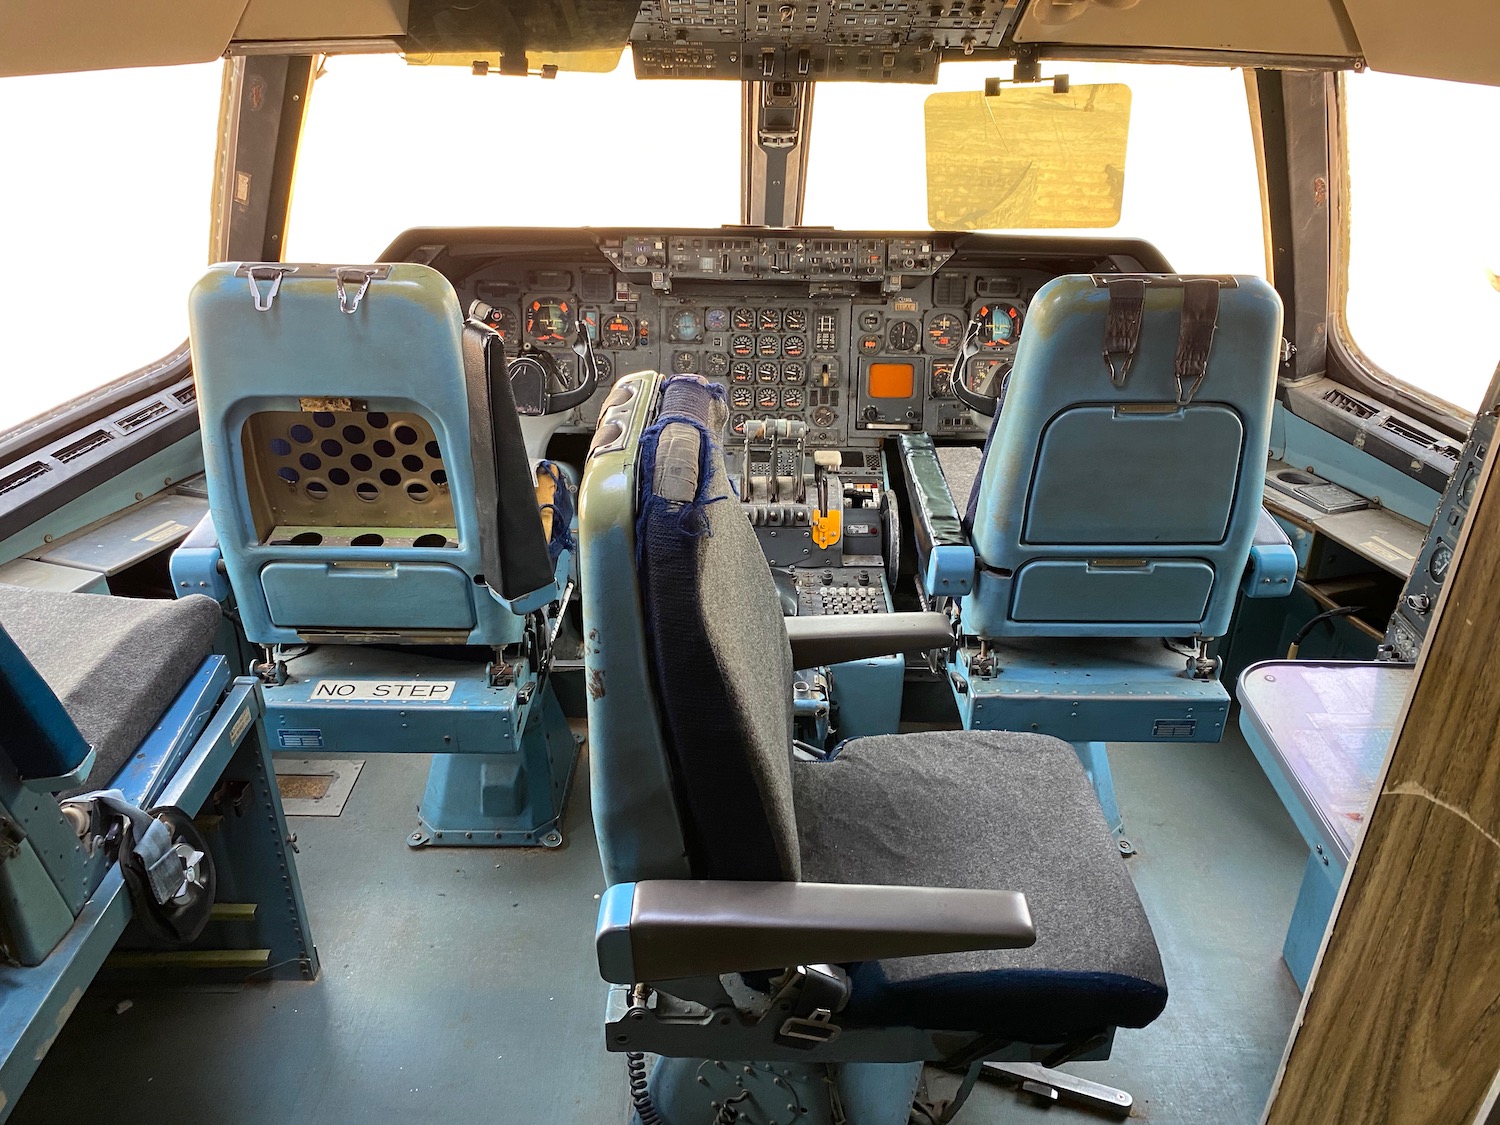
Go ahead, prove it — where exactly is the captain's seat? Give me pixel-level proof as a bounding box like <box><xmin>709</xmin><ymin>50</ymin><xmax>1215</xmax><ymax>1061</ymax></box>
<box><xmin>184</xmin><ymin>262</ymin><xmax>580</xmax><ymax>847</ymax></box>
<box><xmin>580</xmin><ymin>372</ymin><xmax>1167</xmax><ymax>1122</ymax></box>
<box><xmin>901</xmin><ymin>275</ymin><xmax>1296</xmax><ymax>836</ymax></box>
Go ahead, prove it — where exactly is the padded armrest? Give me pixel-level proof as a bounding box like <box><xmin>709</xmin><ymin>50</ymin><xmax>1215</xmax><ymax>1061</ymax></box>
<box><xmin>897</xmin><ymin>434</ymin><xmax>975</xmax><ymax>597</ymax></box>
<box><xmin>785</xmin><ymin>612</ymin><xmax>952</xmax><ymax>668</ymax></box>
<box><xmin>596</xmin><ymin>880</ymin><xmax>1035</xmax><ymax>984</ymax></box>
<box><xmin>1242</xmin><ymin>508</ymin><xmax>1297</xmax><ymax>599</ymax></box>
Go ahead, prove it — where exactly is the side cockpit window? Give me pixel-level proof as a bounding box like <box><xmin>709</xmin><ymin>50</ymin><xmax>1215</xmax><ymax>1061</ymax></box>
<box><xmin>1340</xmin><ymin>71</ymin><xmax>1500</xmax><ymax>416</ymax></box>
<box><xmin>0</xmin><ymin>62</ymin><xmax>223</xmax><ymax>435</ymax></box>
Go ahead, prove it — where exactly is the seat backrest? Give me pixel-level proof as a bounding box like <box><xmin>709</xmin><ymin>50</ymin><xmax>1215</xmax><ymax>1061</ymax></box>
<box><xmin>580</xmin><ymin>373</ymin><xmax>799</xmax><ymax>886</ymax></box>
<box><xmin>189</xmin><ymin>262</ymin><xmax>555</xmax><ymax>647</ymax></box>
<box><xmin>962</xmin><ymin>274</ymin><xmax>1282</xmax><ymax>640</ymax></box>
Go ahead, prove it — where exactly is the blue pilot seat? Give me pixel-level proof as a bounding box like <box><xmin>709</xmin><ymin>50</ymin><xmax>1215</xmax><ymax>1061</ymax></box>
<box><xmin>901</xmin><ymin>274</ymin><xmax>1293</xmax><ymax>836</ymax></box>
<box><xmin>183</xmin><ymin>262</ymin><xmax>578</xmax><ymax>847</ymax></box>
<box><xmin>580</xmin><ymin>373</ymin><xmax>1166</xmax><ymax>1124</ymax></box>
<box><xmin>0</xmin><ymin>582</ymin><xmax>315</xmax><ymax>1113</ymax></box>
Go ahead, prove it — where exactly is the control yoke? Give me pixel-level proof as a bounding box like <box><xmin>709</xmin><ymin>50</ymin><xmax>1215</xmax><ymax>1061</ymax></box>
<box><xmin>951</xmin><ymin>311</ymin><xmax>1002</xmax><ymax>417</ymax></box>
<box><xmin>470</xmin><ymin>299</ymin><xmax>601</xmax><ymax>417</ymax></box>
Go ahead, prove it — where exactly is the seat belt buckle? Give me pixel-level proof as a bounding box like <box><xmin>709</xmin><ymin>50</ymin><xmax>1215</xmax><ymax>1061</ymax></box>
<box><xmin>772</xmin><ymin>963</ymin><xmax>850</xmax><ymax>1049</ymax></box>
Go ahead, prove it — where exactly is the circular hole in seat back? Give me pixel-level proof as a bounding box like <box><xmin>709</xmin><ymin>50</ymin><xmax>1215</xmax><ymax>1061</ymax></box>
<box><xmin>343</xmin><ymin>425</ymin><xmax>367</xmax><ymax>444</ymax></box>
<box><xmin>393</xmin><ymin>424</ymin><xmax>418</xmax><ymax>445</ymax></box>
<box><xmin>425</xmin><ymin>441</ymin><xmax>441</xmax><ymax>458</ymax></box>
<box><xmin>350</xmin><ymin>533</ymin><xmax>385</xmax><ymax>547</ymax></box>
<box><xmin>373</xmin><ymin>439</ymin><xmax>395</xmax><ymax>458</ymax></box>
<box><xmin>277</xmin><ymin>467</ymin><xmax>300</xmax><ymax>484</ymax></box>
<box><xmin>313</xmin><ymin>412</ymin><xmax>336</xmax><ymax>428</ymax></box>
<box><xmin>289</xmin><ymin>531</ymin><xmax>323</xmax><ymax>546</ymax></box>
<box><xmin>406</xmin><ymin>481</ymin><xmax>431</xmax><ymax>502</ymax></box>
<box><xmin>351</xmin><ymin>453</ymin><xmax>373</xmax><ymax>472</ymax></box>
<box><xmin>414</xmin><ymin>532</ymin><xmax>447</xmax><ymax>547</ymax></box>
<box><xmin>366</xmin><ymin>411</ymin><xmax>389</xmax><ymax>428</ymax></box>
<box><xmin>321</xmin><ymin>439</ymin><xmax>344</xmax><ymax>457</ymax></box>
<box><xmin>270</xmin><ymin>437</ymin><xmax>293</xmax><ymax>456</ymax></box>
<box><xmin>431</xmin><ymin>469</ymin><xmax>448</xmax><ymax>486</ymax></box>
<box><xmin>306</xmin><ymin>481</ymin><xmax>329</xmax><ymax>500</ymax></box>
<box><xmin>402</xmin><ymin>455</ymin><xmax>424</xmax><ymax>472</ymax></box>
<box><xmin>299</xmin><ymin>452</ymin><xmax>322</xmax><ymax>471</ymax></box>
<box><xmin>379</xmin><ymin>468</ymin><xmax>401</xmax><ymax>486</ymax></box>
<box><xmin>328</xmin><ymin>467</ymin><xmax>351</xmax><ymax>486</ymax></box>
<box><xmin>290</xmin><ymin>424</ymin><xmax>314</xmax><ymax>443</ymax></box>
<box><xmin>355</xmin><ymin>482</ymin><xmax>379</xmax><ymax>502</ymax></box>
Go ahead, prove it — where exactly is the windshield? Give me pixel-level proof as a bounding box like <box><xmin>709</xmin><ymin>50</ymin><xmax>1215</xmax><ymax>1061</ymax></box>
<box><xmin>804</xmin><ymin>60</ymin><xmax>1267</xmax><ymax>276</ymax></box>
<box><xmin>285</xmin><ymin>51</ymin><xmax>743</xmax><ymax>261</ymax></box>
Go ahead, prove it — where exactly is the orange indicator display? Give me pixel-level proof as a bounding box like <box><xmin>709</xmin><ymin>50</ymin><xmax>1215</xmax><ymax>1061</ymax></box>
<box><xmin>868</xmin><ymin>362</ymin><xmax>916</xmax><ymax>399</ymax></box>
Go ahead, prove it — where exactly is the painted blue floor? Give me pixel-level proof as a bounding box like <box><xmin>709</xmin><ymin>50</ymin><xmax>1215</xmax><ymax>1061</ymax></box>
<box><xmin>14</xmin><ymin>726</ymin><xmax>1306</xmax><ymax>1124</ymax></box>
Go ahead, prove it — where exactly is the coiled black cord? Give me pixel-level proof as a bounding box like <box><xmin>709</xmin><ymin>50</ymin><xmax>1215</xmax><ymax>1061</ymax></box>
<box><xmin>712</xmin><ymin>1090</ymin><xmax>751</xmax><ymax>1125</ymax></box>
<box><xmin>626</xmin><ymin>1052</ymin><xmax>664</xmax><ymax>1125</ymax></box>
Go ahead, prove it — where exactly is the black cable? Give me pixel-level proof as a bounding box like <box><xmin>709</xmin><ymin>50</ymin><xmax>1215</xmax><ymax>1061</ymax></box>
<box><xmin>626</xmin><ymin>1053</ymin><xmax>664</xmax><ymax>1125</ymax></box>
<box><xmin>1287</xmin><ymin>605</ymin><xmax>1364</xmax><ymax>658</ymax></box>
<box><xmin>712</xmin><ymin>1090</ymin><xmax>751</xmax><ymax>1125</ymax></box>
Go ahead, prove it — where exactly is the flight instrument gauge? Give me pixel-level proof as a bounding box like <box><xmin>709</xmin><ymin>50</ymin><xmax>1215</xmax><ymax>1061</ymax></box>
<box><xmin>476</xmin><ymin>304</ymin><xmax>518</xmax><ymax>344</ymax></box>
<box><xmin>731</xmin><ymin>334</ymin><xmax>755</xmax><ymax>358</ymax></box>
<box><xmin>887</xmin><ymin>320</ymin><xmax>919</xmax><ymax>352</ymax></box>
<box><xmin>1429</xmin><ymin>542</ymin><xmax>1454</xmax><ymax>582</ymax></box>
<box><xmin>758</xmin><ymin>307</ymin><xmax>782</xmax><ymax>332</ymax></box>
<box><xmin>730</xmin><ymin>386</ymin><xmax>754</xmax><ymax>410</ymax></box>
<box><xmin>705</xmin><ymin>308</ymin><xmax>729</xmax><ymax>332</ymax></box>
<box><xmin>671</xmin><ymin>309</ymin><xmax>703</xmax><ymax>342</ymax></box>
<box><xmin>926</xmin><ymin>313</ymin><xmax>962</xmax><ymax>352</ymax></box>
<box><xmin>672</xmin><ymin>350</ymin><xmax>699</xmax><ymax>374</ymax></box>
<box><xmin>784</xmin><ymin>308</ymin><xmax>808</xmax><ymax>332</ymax></box>
<box><xmin>525</xmin><ymin>297</ymin><xmax>576</xmax><ymax>345</ymax></box>
<box><xmin>812</xmin><ymin>405</ymin><xmax>837</xmax><ymax>428</ymax></box>
<box><xmin>783</xmin><ymin>335</ymin><xmax>806</xmax><ymax>358</ymax></box>
<box><xmin>732</xmin><ymin>308</ymin><xmax>756</xmax><ymax>331</ymax></box>
<box><xmin>975</xmin><ymin>303</ymin><xmax>1021</xmax><ymax>349</ymax></box>
<box><xmin>600</xmin><ymin>314</ymin><xmax>634</xmax><ymax>349</ymax></box>
<box><xmin>705</xmin><ymin>352</ymin><xmax>731</xmax><ymax>377</ymax></box>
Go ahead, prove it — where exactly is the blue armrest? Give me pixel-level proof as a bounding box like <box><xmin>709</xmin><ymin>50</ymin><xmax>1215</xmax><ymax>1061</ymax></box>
<box><xmin>170</xmin><ymin>514</ymin><xmax>233</xmax><ymax>603</ymax></box>
<box><xmin>1243</xmin><ymin>508</ymin><xmax>1297</xmax><ymax>599</ymax></box>
<box><xmin>897</xmin><ymin>434</ymin><xmax>975</xmax><ymax>597</ymax></box>
<box><xmin>596</xmin><ymin>880</ymin><xmax>1034</xmax><ymax>984</ymax></box>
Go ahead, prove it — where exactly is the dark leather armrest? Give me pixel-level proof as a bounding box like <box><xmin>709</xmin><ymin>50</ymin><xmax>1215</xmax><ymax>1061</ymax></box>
<box><xmin>785</xmin><ymin>612</ymin><xmax>952</xmax><ymax>668</ymax></box>
<box><xmin>596</xmin><ymin>880</ymin><xmax>1035</xmax><ymax>984</ymax></box>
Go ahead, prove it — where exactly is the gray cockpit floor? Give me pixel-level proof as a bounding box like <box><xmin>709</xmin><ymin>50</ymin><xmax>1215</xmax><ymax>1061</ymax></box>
<box><xmin>14</xmin><ymin>728</ymin><xmax>1305</xmax><ymax>1124</ymax></box>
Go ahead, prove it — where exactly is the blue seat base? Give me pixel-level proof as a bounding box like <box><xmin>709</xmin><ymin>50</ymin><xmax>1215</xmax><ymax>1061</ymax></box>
<box><xmin>951</xmin><ymin>636</ymin><xmax>1229</xmax><ymax>745</ymax></box>
<box><xmin>261</xmin><ymin>647</ymin><xmax>579</xmax><ymax>848</ymax></box>
<box><xmin>412</xmin><ymin>688</ymin><xmax>578</xmax><ymax>848</ymax></box>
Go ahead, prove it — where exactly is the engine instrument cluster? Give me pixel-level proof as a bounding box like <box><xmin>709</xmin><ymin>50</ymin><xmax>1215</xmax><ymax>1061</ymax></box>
<box><xmin>386</xmin><ymin>226</ymin><xmax>1171</xmax><ymax>451</ymax></box>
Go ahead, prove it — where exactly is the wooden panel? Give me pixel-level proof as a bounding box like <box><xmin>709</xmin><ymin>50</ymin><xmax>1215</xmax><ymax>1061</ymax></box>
<box><xmin>1344</xmin><ymin>0</ymin><xmax>1500</xmax><ymax>86</ymax></box>
<box><xmin>0</xmin><ymin>0</ymin><xmax>249</xmax><ymax>77</ymax></box>
<box><xmin>1264</xmin><ymin>412</ymin><xmax>1500</xmax><ymax>1120</ymax></box>
<box><xmin>1013</xmin><ymin>0</ymin><xmax>1360</xmax><ymax>59</ymax></box>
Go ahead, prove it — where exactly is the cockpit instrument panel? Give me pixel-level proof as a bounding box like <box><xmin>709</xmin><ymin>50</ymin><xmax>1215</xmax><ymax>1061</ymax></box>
<box><xmin>384</xmin><ymin>227</ymin><xmax>1172</xmax><ymax>451</ymax></box>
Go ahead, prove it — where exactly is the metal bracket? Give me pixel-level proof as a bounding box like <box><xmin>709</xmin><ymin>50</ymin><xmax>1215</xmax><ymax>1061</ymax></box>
<box><xmin>239</xmin><ymin>264</ymin><xmax>296</xmax><ymax>311</ymax></box>
<box><xmin>335</xmin><ymin>267</ymin><xmax>378</xmax><ymax>314</ymax></box>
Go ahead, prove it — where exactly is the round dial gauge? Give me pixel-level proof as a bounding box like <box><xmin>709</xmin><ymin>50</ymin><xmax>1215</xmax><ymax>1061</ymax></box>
<box><xmin>968</xmin><ymin>357</ymin><xmax>1012</xmax><ymax>397</ymax></box>
<box><xmin>705</xmin><ymin>352</ymin><xmax>731</xmax><ymax>377</ymax></box>
<box><xmin>976</xmin><ymin>304</ymin><xmax>1021</xmax><ymax>349</ymax></box>
<box><xmin>757</xmin><ymin>335</ymin><xmax>780</xmax><ymax>358</ymax></box>
<box><xmin>1461</xmin><ymin>466</ymin><xmax>1480</xmax><ymax>505</ymax></box>
<box><xmin>812</xmin><ymin>405</ymin><xmax>838</xmax><ymax>429</ymax></box>
<box><xmin>782</xmin><ymin>361</ymin><xmax>806</xmax><ymax>385</ymax></box>
<box><xmin>926</xmin><ymin>313</ymin><xmax>962</xmax><ymax>352</ymax></box>
<box><xmin>730</xmin><ymin>333</ymin><xmax>755</xmax><ymax>357</ymax></box>
<box><xmin>757</xmin><ymin>361</ymin><xmax>780</xmax><ymax>384</ymax></box>
<box><xmin>858</xmin><ymin>310</ymin><xmax>883</xmax><ymax>332</ymax></box>
<box><xmin>1430</xmin><ymin>542</ymin><xmax>1454</xmax><ymax>582</ymax></box>
<box><xmin>887</xmin><ymin>320</ymin><xmax>919</xmax><ymax>352</ymax></box>
<box><xmin>477</xmin><ymin>304</ymin><xmax>518</xmax><ymax>344</ymax></box>
<box><xmin>731</xmin><ymin>413</ymin><xmax>751</xmax><ymax>435</ymax></box>
<box><xmin>525</xmin><ymin>297</ymin><xmax>576</xmax><ymax>345</ymax></box>
<box><xmin>858</xmin><ymin>335</ymin><xmax>881</xmax><ymax>354</ymax></box>
<box><xmin>672</xmin><ymin>350</ymin><xmax>699</xmax><ymax>374</ymax></box>
<box><xmin>730</xmin><ymin>360</ymin><xmax>754</xmax><ymax>384</ymax></box>
<box><xmin>784</xmin><ymin>308</ymin><xmax>808</xmax><ymax>332</ymax></box>
<box><xmin>732</xmin><ymin>307</ymin><xmax>756</xmax><ymax>331</ymax></box>
<box><xmin>930</xmin><ymin>360</ymin><xmax>955</xmax><ymax>397</ymax></box>
<box><xmin>730</xmin><ymin>386</ymin><xmax>754</xmax><ymax>409</ymax></box>
<box><xmin>758</xmin><ymin>307</ymin><xmax>782</xmax><ymax>332</ymax></box>
<box><xmin>672</xmin><ymin>309</ymin><xmax>703</xmax><ymax>342</ymax></box>
<box><xmin>705</xmin><ymin>308</ymin><xmax>730</xmax><ymax>332</ymax></box>
<box><xmin>600</xmin><ymin>313</ymin><xmax>634</xmax><ymax>349</ymax></box>
<box><xmin>757</xmin><ymin>387</ymin><xmax>780</xmax><ymax>410</ymax></box>
<box><xmin>594</xmin><ymin>355</ymin><xmax>614</xmax><ymax>382</ymax></box>
<box><xmin>783</xmin><ymin>335</ymin><xmax>806</xmax><ymax>358</ymax></box>
<box><xmin>781</xmin><ymin>387</ymin><xmax>805</xmax><ymax>410</ymax></box>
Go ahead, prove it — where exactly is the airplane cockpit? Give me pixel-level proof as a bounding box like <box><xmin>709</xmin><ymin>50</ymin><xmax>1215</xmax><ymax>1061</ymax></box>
<box><xmin>0</xmin><ymin>2</ymin><xmax>1497</xmax><ymax>1123</ymax></box>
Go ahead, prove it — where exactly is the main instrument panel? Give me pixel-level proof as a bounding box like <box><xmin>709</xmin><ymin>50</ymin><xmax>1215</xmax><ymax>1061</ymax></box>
<box><xmin>382</xmin><ymin>227</ymin><xmax>1174</xmax><ymax>452</ymax></box>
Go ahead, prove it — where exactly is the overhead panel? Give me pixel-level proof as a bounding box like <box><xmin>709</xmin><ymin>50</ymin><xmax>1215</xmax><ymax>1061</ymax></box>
<box><xmin>234</xmin><ymin>0</ymin><xmax>408</xmax><ymax>42</ymax></box>
<box><xmin>629</xmin><ymin>0</ymin><xmax>1022</xmax><ymax>83</ymax></box>
<box><xmin>1012</xmin><ymin>0</ymin><xmax>1361</xmax><ymax>61</ymax></box>
<box><xmin>0</xmin><ymin>0</ymin><xmax>250</xmax><ymax>77</ymax></box>
<box><xmin>1342</xmin><ymin>0</ymin><xmax>1500</xmax><ymax>86</ymax></box>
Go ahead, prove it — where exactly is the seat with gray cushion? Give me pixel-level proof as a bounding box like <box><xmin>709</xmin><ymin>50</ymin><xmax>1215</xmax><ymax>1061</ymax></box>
<box><xmin>0</xmin><ymin>584</ymin><xmax>222</xmax><ymax>794</ymax></box>
<box><xmin>582</xmin><ymin>372</ymin><xmax>1165</xmax><ymax>1124</ymax></box>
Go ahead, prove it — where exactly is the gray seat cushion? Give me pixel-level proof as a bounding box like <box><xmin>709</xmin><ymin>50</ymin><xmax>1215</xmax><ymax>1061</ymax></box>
<box><xmin>795</xmin><ymin>730</ymin><xmax>1167</xmax><ymax>1040</ymax></box>
<box><xmin>0</xmin><ymin>585</ymin><xmax>222</xmax><ymax>794</ymax></box>
<box><xmin>934</xmin><ymin>444</ymin><xmax>983</xmax><ymax>520</ymax></box>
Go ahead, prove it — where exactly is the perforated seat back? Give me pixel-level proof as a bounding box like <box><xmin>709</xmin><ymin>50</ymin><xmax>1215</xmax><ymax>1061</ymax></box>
<box><xmin>190</xmin><ymin>263</ymin><xmax>553</xmax><ymax>646</ymax></box>
<box><xmin>634</xmin><ymin>377</ymin><xmax>801</xmax><ymax>881</ymax></box>
<box><xmin>962</xmin><ymin>275</ymin><xmax>1281</xmax><ymax>639</ymax></box>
